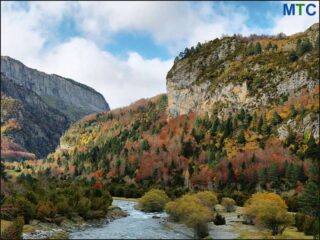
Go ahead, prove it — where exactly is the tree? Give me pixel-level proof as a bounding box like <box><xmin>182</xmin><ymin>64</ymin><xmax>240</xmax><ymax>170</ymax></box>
<box><xmin>258</xmin><ymin>115</ymin><xmax>263</xmax><ymax>133</ymax></box>
<box><xmin>0</xmin><ymin>161</ymin><xmax>8</xmax><ymax>181</ymax></box>
<box><xmin>299</xmin><ymin>164</ymin><xmax>319</xmax><ymax>218</ymax></box>
<box><xmin>140</xmin><ymin>139</ymin><xmax>150</xmax><ymax>152</ymax></box>
<box><xmin>259</xmin><ymin>167</ymin><xmax>267</xmax><ymax>186</ymax></box>
<box><xmin>210</xmin><ymin>116</ymin><xmax>220</xmax><ymax>136</ymax></box>
<box><xmin>271</xmin><ymin>111</ymin><xmax>282</xmax><ymax>125</ymax></box>
<box><xmin>246</xmin><ymin>42</ymin><xmax>255</xmax><ymax>56</ymax></box>
<box><xmin>254</xmin><ymin>42</ymin><xmax>262</xmax><ymax>54</ymax></box>
<box><xmin>138</xmin><ymin>189</ymin><xmax>170</xmax><ymax>212</ymax></box>
<box><xmin>288</xmin><ymin>50</ymin><xmax>298</xmax><ymax>62</ymax></box>
<box><xmin>304</xmin><ymin>135</ymin><xmax>320</xmax><ymax>160</ymax></box>
<box><xmin>237</xmin><ymin>130</ymin><xmax>246</xmax><ymax>144</ymax></box>
<box><xmin>244</xmin><ymin>192</ymin><xmax>293</xmax><ymax>235</ymax></box>
<box><xmin>269</xmin><ymin>163</ymin><xmax>279</xmax><ymax>185</ymax></box>
<box><xmin>181</xmin><ymin>140</ymin><xmax>193</xmax><ymax>158</ymax></box>
<box><xmin>266</xmin><ymin>42</ymin><xmax>273</xmax><ymax>50</ymax></box>
<box><xmin>296</xmin><ymin>38</ymin><xmax>313</xmax><ymax>56</ymax></box>
<box><xmin>289</xmin><ymin>104</ymin><xmax>297</xmax><ymax>118</ymax></box>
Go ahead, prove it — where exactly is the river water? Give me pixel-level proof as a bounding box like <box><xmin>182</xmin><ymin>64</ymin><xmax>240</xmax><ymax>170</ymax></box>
<box><xmin>69</xmin><ymin>200</ymin><xmax>194</xmax><ymax>239</ymax></box>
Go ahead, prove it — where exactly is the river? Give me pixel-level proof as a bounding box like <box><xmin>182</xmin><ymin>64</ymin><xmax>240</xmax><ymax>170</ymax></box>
<box><xmin>69</xmin><ymin>200</ymin><xmax>194</xmax><ymax>239</ymax></box>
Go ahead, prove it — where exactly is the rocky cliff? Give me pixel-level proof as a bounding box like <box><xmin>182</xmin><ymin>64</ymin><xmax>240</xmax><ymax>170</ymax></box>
<box><xmin>1</xmin><ymin>56</ymin><xmax>110</xmax><ymax>121</ymax></box>
<box><xmin>167</xmin><ymin>23</ymin><xmax>319</xmax><ymax>139</ymax></box>
<box><xmin>1</xmin><ymin>73</ymin><xmax>69</xmax><ymax>160</ymax></box>
<box><xmin>1</xmin><ymin>57</ymin><xmax>110</xmax><ymax>160</ymax></box>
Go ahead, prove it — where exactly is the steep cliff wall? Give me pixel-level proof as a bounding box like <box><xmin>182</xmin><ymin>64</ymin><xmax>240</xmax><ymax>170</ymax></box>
<box><xmin>1</xmin><ymin>73</ymin><xmax>69</xmax><ymax>159</ymax></box>
<box><xmin>167</xmin><ymin>23</ymin><xmax>319</xmax><ymax>139</ymax></box>
<box><xmin>1</xmin><ymin>56</ymin><xmax>110</xmax><ymax>121</ymax></box>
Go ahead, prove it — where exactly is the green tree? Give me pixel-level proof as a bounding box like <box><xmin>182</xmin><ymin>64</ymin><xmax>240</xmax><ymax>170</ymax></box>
<box><xmin>237</xmin><ymin>130</ymin><xmax>246</xmax><ymax>144</ymax></box>
<box><xmin>140</xmin><ymin>139</ymin><xmax>150</xmax><ymax>152</ymax></box>
<box><xmin>0</xmin><ymin>161</ymin><xmax>8</xmax><ymax>181</ymax></box>
<box><xmin>254</xmin><ymin>42</ymin><xmax>262</xmax><ymax>54</ymax></box>
<box><xmin>299</xmin><ymin>163</ymin><xmax>319</xmax><ymax>218</ymax></box>
<box><xmin>296</xmin><ymin>38</ymin><xmax>313</xmax><ymax>56</ymax></box>
<box><xmin>269</xmin><ymin>163</ymin><xmax>279</xmax><ymax>185</ymax></box>
<box><xmin>271</xmin><ymin>111</ymin><xmax>282</xmax><ymax>125</ymax></box>
<box><xmin>288</xmin><ymin>50</ymin><xmax>298</xmax><ymax>62</ymax></box>
<box><xmin>289</xmin><ymin>104</ymin><xmax>297</xmax><ymax>118</ymax></box>
<box><xmin>259</xmin><ymin>167</ymin><xmax>267</xmax><ymax>186</ymax></box>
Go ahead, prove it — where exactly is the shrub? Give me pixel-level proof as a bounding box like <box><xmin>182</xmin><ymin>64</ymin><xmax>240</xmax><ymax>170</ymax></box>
<box><xmin>221</xmin><ymin>197</ymin><xmax>236</xmax><ymax>212</ymax></box>
<box><xmin>244</xmin><ymin>192</ymin><xmax>293</xmax><ymax>235</ymax></box>
<box><xmin>15</xmin><ymin>197</ymin><xmax>36</xmax><ymax>224</ymax></box>
<box><xmin>76</xmin><ymin>197</ymin><xmax>91</xmax><ymax>217</ymax></box>
<box><xmin>138</xmin><ymin>189</ymin><xmax>170</xmax><ymax>212</ymax></box>
<box><xmin>303</xmin><ymin>215</ymin><xmax>316</xmax><ymax>235</ymax></box>
<box><xmin>165</xmin><ymin>194</ymin><xmax>213</xmax><ymax>238</ymax></box>
<box><xmin>36</xmin><ymin>201</ymin><xmax>57</xmax><ymax>221</ymax></box>
<box><xmin>194</xmin><ymin>191</ymin><xmax>218</xmax><ymax>209</ymax></box>
<box><xmin>56</xmin><ymin>198</ymin><xmax>70</xmax><ymax>215</ymax></box>
<box><xmin>295</xmin><ymin>213</ymin><xmax>305</xmax><ymax>232</ymax></box>
<box><xmin>1</xmin><ymin>216</ymin><xmax>24</xmax><ymax>240</ymax></box>
<box><xmin>214</xmin><ymin>213</ymin><xmax>226</xmax><ymax>225</ymax></box>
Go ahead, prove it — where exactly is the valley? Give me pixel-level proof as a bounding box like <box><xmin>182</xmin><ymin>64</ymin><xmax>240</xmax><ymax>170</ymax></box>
<box><xmin>1</xmin><ymin>23</ymin><xmax>319</xmax><ymax>239</ymax></box>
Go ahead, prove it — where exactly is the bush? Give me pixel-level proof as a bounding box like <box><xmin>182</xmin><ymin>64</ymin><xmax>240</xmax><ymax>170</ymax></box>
<box><xmin>56</xmin><ymin>198</ymin><xmax>70</xmax><ymax>215</ymax></box>
<box><xmin>1</xmin><ymin>216</ymin><xmax>24</xmax><ymax>240</ymax></box>
<box><xmin>221</xmin><ymin>197</ymin><xmax>236</xmax><ymax>212</ymax></box>
<box><xmin>244</xmin><ymin>192</ymin><xmax>293</xmax><ymax>235</ymax></box>
<box><xmin>77</xmin><ymin>197</ymin><xmax>91</xmax><ymax>217</ymax></box>
<box><xmin>303</xmin><ymin>215</ymin><xmax>316</xmax><ymax>235</ymax></box>
<box><xmin>165</xmin><ymin>193</ymin><xmax>213</xmax><ymax>238</ymax></box>
<box><xmin>295</xmin><ymin>213</ymin><xmax>305</xmax><ymax>232</ymax></box>
<box><xmin>194</xmin><ymin>191</ymin><xmax>218</xmax><ymax>210</ymax></box>
<box><xmin>214</xmin><ymin>213</ymin><xmax>226</xmax><ymax>225</ymax></box>
<box><xmin>15</xmin><ymin>197</ymin><xmax>36</xmax><ymax>224</ymax></box>
<box><xmin>138</xmin><ymin>189</ymin><xmax>170</xmax><ymax>212</ymax></box>
<box><xmin>36</xmin><ymin>201</ymin><xmax>57</xmax><ymax>221</ymax></box>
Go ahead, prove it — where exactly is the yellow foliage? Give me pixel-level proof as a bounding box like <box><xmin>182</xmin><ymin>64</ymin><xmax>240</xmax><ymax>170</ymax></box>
<box><xmin>194</xmin><ymin>191</ymin><xmax>218</xmax><ymax>209</ymax></box>
<box><xmin>245</xmin><ymin>192</ymin><xmax>287</xmax><ymax>209</ymax></box>
<box><xmin>244</xmin><ymin>192</ymin><xmax>293</xmax><ymax>235</ymax></box>
<box><xmin>138</xmin><ymin>189</ymin><xmax>170</xmax><ymax>212</ymax></box>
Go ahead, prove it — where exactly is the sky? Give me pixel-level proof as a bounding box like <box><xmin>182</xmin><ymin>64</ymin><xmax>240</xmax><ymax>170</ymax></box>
<box><xmin>1</xmin><ymin>1</ymin><xmax>319</xmax><ymax>109</ymax></box>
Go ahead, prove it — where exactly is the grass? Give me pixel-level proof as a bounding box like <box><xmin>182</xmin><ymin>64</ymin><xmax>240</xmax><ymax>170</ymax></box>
<box><xmin>0</xmin><ymin>220</ymin><xmax>13</xmax><ymax>233</ymax></box>
<box><xmin>232</xmin><ymin>222</ymin><xmax>313</xmax><ymax>239</ymax></box>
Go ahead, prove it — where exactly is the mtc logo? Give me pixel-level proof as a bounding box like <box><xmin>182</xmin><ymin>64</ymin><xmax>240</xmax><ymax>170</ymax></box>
<box><xmin>283</xmin><ymin>3</ymin><xmax>317</xmax><ymax>16</ymax></box>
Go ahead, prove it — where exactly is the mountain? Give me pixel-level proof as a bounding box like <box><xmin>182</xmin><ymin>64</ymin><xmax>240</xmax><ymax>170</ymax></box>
<box><xmin>44</xmin><ymin>24</ymin><xmax>319</xmax><ymax>196</ymax></box>
<box><xmin>1</xmin><ymin>57</ymin><xmax>110</xmax><ymax>160</ymax></box>
<box><xmin>1</xmin><ymin>56</ymin><xmax>109</xmax><ymax>121</ymax></box>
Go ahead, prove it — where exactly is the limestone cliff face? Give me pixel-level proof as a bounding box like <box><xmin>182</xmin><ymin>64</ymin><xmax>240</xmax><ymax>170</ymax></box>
<box><xmin>167</xmin><ymin>23</ymin><xmax>319</xmax><ymax>139</ymax></box>
<box><xmin>1</xmin><ymin>73</ymin><xmax>69</xmax><ymax>159</ymax></box>
<box><xmin>1</xmin><ymin>56</ymin><xmax>109</xmax><ymax>121</ymax></box>
<box><xmin>1</xmin><ymin>56</ymin><xmax>110</xmax><ymax>159</ymax></box>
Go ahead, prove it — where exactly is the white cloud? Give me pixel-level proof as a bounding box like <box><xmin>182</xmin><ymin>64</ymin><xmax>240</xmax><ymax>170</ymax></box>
<box><xmin>1</xmin><ymin>1</ymin><xmax>318</xmax><ymax>109</ymax></box>
<box><xmin>270</xmin><ymin>1</ymin><xmax>319</xmax><ymax>35</ymax></box>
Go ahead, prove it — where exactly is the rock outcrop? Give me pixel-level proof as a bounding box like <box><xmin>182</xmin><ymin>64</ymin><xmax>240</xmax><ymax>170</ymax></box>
<box><xmin>1</xmin><ymin>56</ymin><xmax>110</xmax><ymax>159</ymax></box>
<box><xmin>167</xmin><ymin>23</ymin><xmax>319</xmax><ymax>139</ymax></box>
<box><xmin>1</xmin><ymin>56</ymin><xmax>109</xmax><ymax>121</ymax></box>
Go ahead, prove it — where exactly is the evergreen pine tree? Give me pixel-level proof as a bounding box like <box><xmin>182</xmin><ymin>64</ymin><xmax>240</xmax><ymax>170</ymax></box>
<box><xmin>271</xmin><ymin>111</ymin><xmax>282</xmax><ymax>125</ymax></box>
<box><xmin>254</xmin><ymin>42</ymin><xmax>262</xmax><ymax>54</ymax></box>
<box><xmin>269</xmin><ymin>163</ymin><xmax>279</xmax><ymax>185</ymax></box>
<box><xmin>259</xmin><ymin>167</ymin><xmax>267</xmax><ymax>186</ymax></box>
<box><xmin>237</xmin><ymin>130</ymin><xmax>246</xmax><ymax>144</ymax></box>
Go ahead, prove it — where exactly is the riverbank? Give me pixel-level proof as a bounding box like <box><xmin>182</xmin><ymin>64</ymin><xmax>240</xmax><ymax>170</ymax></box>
<box><xmin>22</xmin><ymin>205</ymin><xmax>128</xmax><ymax>239</ymax></box>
